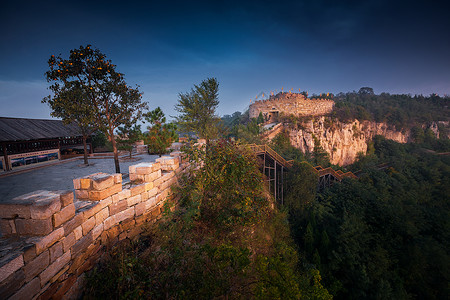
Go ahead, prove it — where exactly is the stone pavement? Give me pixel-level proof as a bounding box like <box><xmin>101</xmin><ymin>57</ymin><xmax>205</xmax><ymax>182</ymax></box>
<box><xmin>0</xmin><ymin>154</ymin><xmax>158</xmax><ymax>203</ymax></box>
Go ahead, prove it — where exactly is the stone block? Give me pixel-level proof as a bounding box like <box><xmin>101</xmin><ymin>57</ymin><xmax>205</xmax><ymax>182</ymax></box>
<box><xmin>0</xmin><ymin>190</ymin><xmax>61</xmax><ymax>220</ymax></box>
<box><xmin>113</xmin><ymin>173</ymin><xmax>122</xmax><ymax>184</ymax></box>
<box><xmin>116</xmin><ymin>207</ymin><xmax>135</xmax><ymax>224</ymax></box>
<box><xmin>71</xmin><ymin>231</ymin><xmax>93</xmax><ymax>257</ymax></box>
<box><xmin>142</xmin><ymin>191</ymin><xmax>149</xmax><ymax>201</ymax></box>
<box><xmin>106</xmin><ymin>226</ymin><xmax>120</xmax><ymax>240</ymax></box>
<box><xmin>170</xmin><ymin>151</ymin><xmax>182</xmax><ymax>157</ymax></box>
<box><xmin>127</xmin><ymin>227</ymin><xmax>142</xmax><ymax>240</ymax></box>
<box><xmin>103</xmin><ymin>215</ymin><xmax>117</xmax><ymax>231</ymax></box>
<box><xmin>35</xmin><ymin>227</ymin><xmax>64</xmax><ymax>255</ymax></box>
<box><xmin>23</xmin><ymin>243</ymin><xmax>37</xmax><ymax>264</ymax></box>
<box><xmin>88</xmin><ymin>184</ymin><xmax>122</xmax><ymax>201</ymax></box>
<box><xmin>73</xmin><ymin>178</ymin><xmax>81</xmax><ymax>190</ymax></box>
<box><xmin>145</xmin><ymin>182</ymin><xmax>154</xmax><ymax>191</ymax></box>
<box><xmin>74</xmin><ymin>199</ymin><xmax>91</xmax><ymax>211</ymax></box>
<box><xmin>15</xmin><ymin>218</ymin><xmax>53</xmax><ymax>236</ymax></box>
<box><xmin>0</xmin><ymin>254</ymin><xmax>24</xmax><ymax>282</ymax></box>
<box><xmin>148</xmin><ymin>197</ymin><xmax>158</xmax><ymax>208</ymax></box>
<box><xmin>95</xmin><ymin>207</ymin><xmax>109</xmax><ymax>226</ymax></box>
<box><xmin>24</xmin><ymin>250</ymin><xmax>49</xmax><ymax>282</ymax></box>
<box><xmin>120</xmin><ymin>219</ymin><xmax>135</xmax><ymax>231</ymax></box>
<box><xmin>127</xmin><ymin>195</ymin><xmax>142</xmax><ymax>207</ymax></box>
<box><xmin>59</xmin><ymin>190</ymin><xmax>74</xmax><ymax>207</ymax></box>
<box><xmin>144</xmin><ymin>170</ymin><xmax>161</xmax><ymax>183</ymax></box>
<box><xmin>74</xmin><ymin>226</ymin><xmax>83</xmax><ymax>240</ymax></box>
<box><xmin>63</xmin><ymin>213</ymin><xmax>83</xmax><ymax>236</ymax></box>
<box><xmin>0</xmin><ymin>219</ymin><xmax>16</xmax><ymax>236</ymax></box>
<box><xmin>0</xmin><ymin>203</ymin><xmax>31</xmax><ymax>219</ymax></box>
<box><xmin>128</xmin><ymin>164</ymin><xmax>137</xmax><ymax>174</ymax></box>
<box><xmin>80</xmin><ymin>177</ymin><xmax>91</xmax><ymax>189</ymax></box>
<box><xmin>110</xmin><ymin>199</ymin><xmax>127</xmax><ymax>216</ymax></box>
<box><xmin>117</xmin><ymin>189</ymin><xmax>131</xmax><ymax>202</ymax></box>
<box><xmin>49</xmin><ymin>264</ymin><xmax>69</xmax><ymax>284</ymax></box>
<box><xmin>130</xmin><ymin>183</ymin><xmax>146</xmax><ymax>196</ymax></box>
<box><xmin>148</xmin><ymin>187</ymin><xmax>158</xmax><ymax>198</ymax></box>
<box><xmin>81</xmin><ymin>196</ymin><xmax>111</xmax><ymax>220</ymax></box>
<box><xmin>129</xmin><ymin>173</ymin><xmax>138</xmax><ymax>181</ymax></box>
<box><xmin>92</xmin><ymin>223</ymin><xmax>103</xmax><ymax>240</ymax></box>
<box><xmin>162</xmin><ymin>163</ymin><xmax>180</xmax><ymax>171</ymax></box>
<box><xmin>62</xmin><ymin>232</ymin><xmax>76</xmax><ymax>253</ymax></box>
<box><xmin>90</xmin><ymin>173</ymin><xmax>115</xmax><ymax>191</ymax></box>
<box><xmin>160</xmin><ymin>176</ymin><xmax>177</xmax><ymax>191</ymax></box>
<box><xmin>155</xmin><ymin>156</ymin><xmax>175</xmax><ymax>165</ymax></box>
<box><xmin>0</xmin><ymin>269</ymin><xmax>25</xmax><ymax>299</ymax></box>
<box><xmin>53</xmin><ymin>203</ymin><xmax>75</xmax><ymax>228</ymax></box>
<box><xmin>9</xmin><ymin>277</ymin><xmax>40</xmax><ymax>300</ymax></box>
<box><xmin>135</xmin><ymin>163</ymin><xmax>154</xmax><ymax>175</ymax></box>
<box><xmin>39</xmin><ymin>250</ymin><xmax>71</xmax><ymax>286</ymax></box>
<box><xmin>50</xmin><ymin>274</ymin><xmax>76</xmax><ymax>300</ymax></box>
<box><xmin>75</xmin><ymin>189</ymin><xmax>89</xmax><ymax>200</ymax></box>
<box><xmin>82</xmin><ymin>217</ymin><xmax>96</xmax><ymax>235</ymax></box>
<box><xmin>135</xmin><ymin>202</ymin><xmax>146</xmax><ymax>216</ymax></box>
<box><xmin>49</xmin><ymin>242</ymin><xmax>63</xmax><ymax>263</ymax></box>
<box><xmin>118</xmin><ymin>231</ymin><xmax>127</xmax><ymax>241</ymax></box>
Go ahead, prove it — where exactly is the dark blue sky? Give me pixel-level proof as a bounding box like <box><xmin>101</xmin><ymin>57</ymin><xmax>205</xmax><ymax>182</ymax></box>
<box><xmin>1</xmin><ymin>0</ymin><xmax>449</xmax><ymax>120</ymax></box>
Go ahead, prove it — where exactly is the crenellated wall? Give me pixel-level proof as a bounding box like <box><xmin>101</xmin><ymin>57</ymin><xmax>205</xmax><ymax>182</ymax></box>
<box><xmin>0</xmin><ymin>151</ymin><xmax>187</xmax><ymax>299</ymax></box>
<box><xmin>249</xmin><ymin>92</ymin><xmax>334</xmax><ymax>120</ymax></box>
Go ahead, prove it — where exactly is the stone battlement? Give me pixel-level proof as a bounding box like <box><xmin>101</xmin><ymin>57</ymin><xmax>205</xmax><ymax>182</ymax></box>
<box><xmin>0</xmin><ymin>151</ymin><xmax>187</xmax><ymax>299</ymax></box>
<box><xmin>249</xmin><ymin>92</ymin><xmax>334</xmax><ymax>121</ymax></box>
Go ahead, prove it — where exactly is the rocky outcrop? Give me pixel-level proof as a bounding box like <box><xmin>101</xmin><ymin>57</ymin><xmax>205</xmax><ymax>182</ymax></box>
<box><xmin>286</xmin><ymin>117</ymin><xmax>411</xmax><ymax>166</ymax></box>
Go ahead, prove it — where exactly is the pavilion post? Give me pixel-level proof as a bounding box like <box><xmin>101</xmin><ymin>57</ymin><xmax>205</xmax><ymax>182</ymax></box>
<box><xmin>2</xmin><ymin>143</ymin><xmax>11</xmax><ymax>171</ymax></box>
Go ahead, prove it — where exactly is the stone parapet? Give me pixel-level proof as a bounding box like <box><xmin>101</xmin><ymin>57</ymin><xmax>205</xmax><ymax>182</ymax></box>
<box><xmin>249</xmin><ymin>92</ymin><xmax>334</xmax><ymax>120</ymax></box>
<box><xmin>0</xmin><ymin>150</ymin><xmax>188</xmax><ymax>299</ymax></box>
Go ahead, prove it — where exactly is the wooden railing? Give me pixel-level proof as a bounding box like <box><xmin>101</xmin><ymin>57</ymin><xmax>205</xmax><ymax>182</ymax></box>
<box><xmin>246</xmin><ymin>144</ymin><xmax>293</xmax><ymax>169</ymax></box>
<box><xmin>313</xmin><ymin>165</ymin><xmax>358</xmax><ymax>180</ymax></box>
<box><xmin>245</xmin><ymin>143</ymin><xmax>357</xmax><ymax>180</ymax></box>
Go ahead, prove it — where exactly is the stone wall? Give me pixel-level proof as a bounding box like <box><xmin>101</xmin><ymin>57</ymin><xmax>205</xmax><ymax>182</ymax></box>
<box><xmin>0</xmin><ymin>151</ymin><xmax>186</xmax><ymax>299</ymax></box>
<box><xmin>249</xmin><ymin>92</ymin><xmax>334</xmax><ymax>120</ymax></box>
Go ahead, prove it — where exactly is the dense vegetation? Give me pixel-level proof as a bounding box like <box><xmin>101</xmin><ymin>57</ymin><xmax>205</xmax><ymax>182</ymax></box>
<box><xmin>85</xmin><ymin>141</ymin><xmax>331</xmax><ymax>299</ymax></box>
<box><xmin>283</xmin><ymin>135</ymin><xmax>450</xmax><ymax>299</ymax></box>
<box><xmin>84</xmin><ymin>83</ymin><xmax>449</xmax><ymax>299</ymax></box>
<box><xmin>331</xmin><ymin>88</ymin><xmax>449</xmax><ymax>132</ymax></box>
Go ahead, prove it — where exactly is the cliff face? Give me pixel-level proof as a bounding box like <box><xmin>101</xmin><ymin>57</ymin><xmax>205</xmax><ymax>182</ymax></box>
<box><xmin>286</xmin><ymin>117</ymin><xmax>410</xmax><ymax>166</ymax></box>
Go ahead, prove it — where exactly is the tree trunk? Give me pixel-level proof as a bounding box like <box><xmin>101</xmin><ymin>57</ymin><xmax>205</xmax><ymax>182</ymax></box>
<box><xmin>82</xmin><ymin>136</ymin><xmax>89</xmax><ymax>165</ymax></box>
<box><xmin>110</xmin><ymin>129</ymin><xmax>121</xmax><ymax>173</ymax></box>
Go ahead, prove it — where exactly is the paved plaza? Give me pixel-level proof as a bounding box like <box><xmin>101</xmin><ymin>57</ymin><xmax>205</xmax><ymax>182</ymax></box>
<box><xmin>0</xmin><ymin>154</ymin><xmax>158</xmax><ymax>203</ymax></box>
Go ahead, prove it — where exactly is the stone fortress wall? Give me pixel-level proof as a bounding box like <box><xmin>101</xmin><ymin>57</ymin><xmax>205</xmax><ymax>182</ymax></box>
<box><xmin>249</xmin><ymin>92</ymin><xmax>334</xmax><ymax>120</ymax></box>
<box><xmin>0</xmin><ymin>151</ymin><xmax>188</xmax><ymax>299</ymax></box>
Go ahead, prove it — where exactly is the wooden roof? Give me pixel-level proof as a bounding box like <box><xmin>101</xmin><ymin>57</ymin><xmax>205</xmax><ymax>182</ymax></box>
<box><xmin>0</xmin><ymin>117</ymin><xmax>82</xmax><ymax>142</ymax></box>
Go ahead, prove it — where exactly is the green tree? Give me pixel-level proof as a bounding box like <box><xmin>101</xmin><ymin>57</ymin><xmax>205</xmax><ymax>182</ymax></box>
<box><xmin>144</xmin><ymin>107</ymin><xmax>178</xmax><ymax>156</ymax></box>
<box><xmin>44</xmin><ymin>45</ymin><xmax>148</xmax><ymax>173</ymax></box>
<box><xmin>43</xmin><ymin>78</ymin><xmax>96</xmax><ymax>165</ymax></box>
<box><xmin>116</xmin><ymin>124</ymin><xmax>143</xmax><ymax>158</ymax></box>
<box><xmin>257</xmin><ymin>112</ymin><xmax>264</xmax><ymax>124</ymax></box>
<box><xmin>175</xmin><ymin>77</ymin><xmax>219</xmax><ymax>142</ymax></box>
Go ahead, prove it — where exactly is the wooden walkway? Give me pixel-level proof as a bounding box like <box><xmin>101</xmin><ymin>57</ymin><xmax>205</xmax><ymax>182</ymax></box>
<box><xmin>246</xmin><ymin>144</ymin><xmax>291</xmax><ymax>204</ymax></box>
<box><xmin>246</xmin><ymin>144</ymin><xmax>358</xmax><ymax>197</ymax></box>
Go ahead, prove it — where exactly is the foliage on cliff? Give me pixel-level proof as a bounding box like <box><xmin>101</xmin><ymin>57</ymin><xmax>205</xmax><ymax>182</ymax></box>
<box><xmin>85</xmin><ymin>140</ymin><xmax>331</xmax><ymax>299</ymax></box>
<box><xmin>284</xmin><ymin>135</ymin><xmax>450</xmax><ymax>299</ymax></box>
<box><xmin>332</xmin><ymin>88</ymin><xmax>450</xmax><ymax>131</ymax></box>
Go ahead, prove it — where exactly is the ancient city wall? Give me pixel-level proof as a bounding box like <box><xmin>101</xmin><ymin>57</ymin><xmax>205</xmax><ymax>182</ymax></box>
<box><xmin>249</xmin><ymin>92</ymin><xmax>334</xmax><ymax>120</ymax></box>
<box><xmin>0</xmin><ymin>151</ymin><xmax>187</xmax><ymax>299</ymax></box>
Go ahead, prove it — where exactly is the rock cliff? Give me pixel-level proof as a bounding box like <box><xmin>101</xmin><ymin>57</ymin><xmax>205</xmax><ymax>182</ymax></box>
<box><xmin>285</xmin><ymin>117</ymin><xmax>411</xmax><ymax>166</ymax></box>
